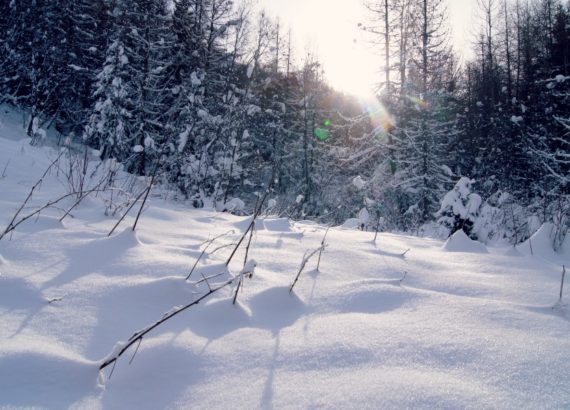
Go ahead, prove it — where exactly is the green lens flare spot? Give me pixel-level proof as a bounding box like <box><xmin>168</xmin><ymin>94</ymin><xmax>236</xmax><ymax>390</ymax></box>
<box><xmin>323</xmin><ymin>119</ymin><xmax>331</xmax><ymax>127</ymax></box>
<box><xmin>314</xmin><ymin>128</ymin><xmax>330</xmax><ymax>141</ymax></box>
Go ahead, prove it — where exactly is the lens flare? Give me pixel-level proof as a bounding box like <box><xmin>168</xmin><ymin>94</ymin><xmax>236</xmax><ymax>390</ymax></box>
<box><xmin>405</xmin><ymin>95</ymin><xmax>429</xmax><ymax>109</ymax></box>
<box><xmin>314</xmin><ymin>128</ymin><xmax>330</xmax><ymax>141</ymax></box>
<box><xmin>314</xmin><ymin>119</ymin><xmax>332</xmax><ymax>141</ymax></box>
<box><xmin>362</xmin><ymin>98</ymin><xmax>395</xmax><ymax>141</ymax></box>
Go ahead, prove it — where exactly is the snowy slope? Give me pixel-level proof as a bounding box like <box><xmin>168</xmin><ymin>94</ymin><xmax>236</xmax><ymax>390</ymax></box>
<box><xmin>0</xmin><ymin>110</ymin><xmax>569</xmax><ymax>409</ymax></box>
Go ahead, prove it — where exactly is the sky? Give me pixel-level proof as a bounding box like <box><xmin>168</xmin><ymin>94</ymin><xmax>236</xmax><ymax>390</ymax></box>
<box><xmin>258</xmin><ymin>0</ymin><xmax>476</xmax><ymax>97</ymax></box>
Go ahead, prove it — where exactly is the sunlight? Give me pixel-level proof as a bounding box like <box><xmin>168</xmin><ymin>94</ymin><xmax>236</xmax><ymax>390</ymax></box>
<box><xmin>260</xmin><ymin>0</ymin><xmax>380</xmax><ymax>98</ymax></box>
<box><xmin>259</xmin><ymin>0</ymin><xmax>475</xmax><ymax>98</ymax></box>
<box><xmin>361</xmin><ymin>97</ymin><xmax>396</xmax><ymax>140</ymax></box>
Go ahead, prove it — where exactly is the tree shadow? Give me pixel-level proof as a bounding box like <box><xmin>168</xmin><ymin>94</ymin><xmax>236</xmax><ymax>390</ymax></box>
<box><xmin>261</xmin><ymin>333</ymin><xmax>280</xmax><ymax>410</ymax></box>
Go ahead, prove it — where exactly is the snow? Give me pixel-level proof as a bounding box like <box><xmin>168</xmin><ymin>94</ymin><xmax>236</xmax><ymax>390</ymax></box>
<box><xmin>443</xmin><ymin>229</ymin><xmax>489</xmax><ymax>254</ymax></box>
<box><xmin>341</xmin><ymin>218</ymin><xmax>360</xmax><ymax>229</ymax></box>
<box><xmin>517</xmin><ymin>223</ymin><xmax>570</xmax><ymax>263</ymax></box>
<box><xmin>222</xmin><ymin>197</ymin><xmax>245</xmax><ymax>212</ymax></box>
<box><xmin>177</xmin><ymin>125</ymin><xmax>191</xmax><ymax>153</ymax></box>
<box><xmin>438</xmin><ymin>177</ymin><xmax>480</xmax><ymax>222</ymax></box>
<box><xmin>352</xmin><ymin>175</ymin><xmax>366</xmax><ymax>189</ymax></box>
<box><xmin>133</xmin><ymin>145</ymin><xmax>144</xmax><ymax>153</ymax></box>
<box><xmin>0</xmin><ymin>116</ymin><xmax>569</xmax><ymax>408</ymax></box>
<box><xmin>247</xmin><ymin>61</ymin><xmax>255</xmax><ymax>79</ymax></box>
<box><xmin>358</xmin><ymin>207</ymin><xmax>370</xmax><ymax>226</ymax></box>
<box><xmin>190</xmin><ymin>71</ymin><xmax>201</xmax><ymax>87</ymax></box>
<box><xmin>263</xmin><ymin>218</ymin><xmax>293</xmax><ymax>232</ymax></box>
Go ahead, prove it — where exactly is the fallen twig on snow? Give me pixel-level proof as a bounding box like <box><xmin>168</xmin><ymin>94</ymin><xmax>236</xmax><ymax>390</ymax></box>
<box><xmin>100</xmin><ymin>177</ymin><xmax>275</xmax><ymax>376</ymax></box>
<box><xmin>99</xmin><ymin>277</ymin><xmax>236</xmax><ymax>374</ymax></box>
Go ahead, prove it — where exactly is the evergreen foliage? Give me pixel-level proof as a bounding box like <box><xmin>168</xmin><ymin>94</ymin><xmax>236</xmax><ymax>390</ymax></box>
<box><xmin>0</xmin><ymin>0</ymin><xmax>568</xmax><ymax>245</ymax></box>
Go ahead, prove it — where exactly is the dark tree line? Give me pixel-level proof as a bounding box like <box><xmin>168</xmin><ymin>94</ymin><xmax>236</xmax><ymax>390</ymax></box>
<box><xmin>0</xmin><ymin>0</ymin><xmax>568</xmax><ymax>245</ymax></box>
<box><xmin>0</xmin><ymin>0</ymin><xmax>363</xmax><ymax>219</ymax></box>
<box><xmin>357</xmin><ymin>0</ymin><xmax>569</xmax><ymax>245</ymax></box>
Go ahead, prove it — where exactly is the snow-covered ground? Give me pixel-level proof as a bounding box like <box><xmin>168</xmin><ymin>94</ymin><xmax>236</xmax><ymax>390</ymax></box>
<box><xmin>0</xmin><ymin>108</ymin><xmax>569</xmax><ymax>409</ymax></box>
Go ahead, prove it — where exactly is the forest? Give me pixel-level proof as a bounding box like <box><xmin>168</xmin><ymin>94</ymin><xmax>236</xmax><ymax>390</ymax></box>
<box><xmin>0</xmin><ymin>0</ymin><xmax>569</xmax><ymax>246</ymax></box>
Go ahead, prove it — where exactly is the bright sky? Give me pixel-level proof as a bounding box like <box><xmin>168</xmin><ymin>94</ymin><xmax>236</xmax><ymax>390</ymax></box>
<box><xmin>258</xmin><ymin>0</ymin><xmax>476</xmax><ymax>97</ymax></box>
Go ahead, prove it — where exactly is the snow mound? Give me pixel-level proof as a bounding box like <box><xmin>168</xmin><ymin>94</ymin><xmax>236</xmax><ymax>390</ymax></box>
<box><xmin>0</xmin><ymin>344</ymin><xmax>100</xmax><ymax>409</ymax></box>
<box><xmin>106</xmin><ymin>227</ymin><xmax>142</xmax><ymax>248</ymax></box>
<box><xmin>504</xmin><ymin>247</ymin><xmax>524</xmax><ymax>257</ymax></box>
<box><xmin>341</xmin><ymin>218</ymin><xmax>360</xmax><ymax>229</ymax></box>
<box><xmin>13</xmin><ymin>215</ymin><xmax>65</xmax><ymax>234</ymax></box>
<box><xmin>0</xmin><ymin>253</ymin><xmax>7</xmax><ymax>265</ymax></box>
<box><xmin>248</xmin><ymin>287</ymin><xmax>307</xmax><ymax>332</ymax></box>
<box><xmin>329</xmin><ymin>282</ymin><xmax>415</xmax><ymax>314</ymax></box>
<box><xmin>443</xmin><ymin>230</ymin><xmax>488</xmax><ymax>254</ymax></box>
<box><xmin>233</xmin><ymin>215</ymin><xmax>265</xmax><ymax>232</ymax></box>
<box><xmin>187</xmin><ymin>298</ymin><xmax>251</xmax><ymax>339</ymax></box>
<box><xmin>517</xmin><ymin>223</ymin><xmax>568</xmax><ymax>261</ymax></box>
<box><xmin>263</xmin><ymin>218</ymin><xmax>293</xmax><ymax>232</ymax></box>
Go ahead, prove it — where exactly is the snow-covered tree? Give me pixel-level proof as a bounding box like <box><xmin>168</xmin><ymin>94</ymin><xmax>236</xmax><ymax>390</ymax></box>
<box><xmin>436</xmin><ymin>177</ymin><xmax>483</xmax><ymax>239</ymax></box>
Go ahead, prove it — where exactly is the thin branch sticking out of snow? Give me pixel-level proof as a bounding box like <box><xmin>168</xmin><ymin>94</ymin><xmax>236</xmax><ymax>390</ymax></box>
<box><xmin>290</xmin><ymin>241</ymin><xmax>328</xmax><ymax>294</ymax></box>
<box><xmin>99</xmin><ymin>277</ymin><xmax>236</xmax><ymax>374</ymax></box>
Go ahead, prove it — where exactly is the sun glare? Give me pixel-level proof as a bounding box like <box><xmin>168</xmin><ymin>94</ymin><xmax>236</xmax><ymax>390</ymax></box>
<box><xmin>261</xmin><ymin>0</ymin><xmax>379</xmax><ymax>99</ymax></box>
<box><xmin>259</xmin><ymin>0</ymin><xmax>475</xmax><ymax>99</ymax></box>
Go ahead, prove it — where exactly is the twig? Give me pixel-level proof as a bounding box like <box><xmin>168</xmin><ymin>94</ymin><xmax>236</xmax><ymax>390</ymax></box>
<box><xmin>1</xmin><ymin>151</ymin><xmax>64</xmax><ymax>239</ymax></box>
<box><xmin>373</xmin><ymin>218</ymin><xmax>381</xmax><ymax>243</ymax></box>
<box><xmin>232</xmin><ymin>271</ymin><xmax>244</xmax><ymax>305</ymax></box>
<box><xmin>559</xmin><ymin>265</ymin><xmax>566</xmax><ymax>304</ymax></box>
<box><xmin>186</xmin><ymin>230</ymin><xmax>235</xmax><ymax>281</ymax></box>
<box><xmin>290</xmin><ymin>245</ymin><xmax>325</xmax><ymax>293</ymax></box>
<box><xmin>107</xmin><ymin>188</ymin><xmax>147</xmax><ymax>237</ymax></box>
<box><xmin>99</xmin><ymin>277</ymin><xmax>236</xmax><ymax>372</ymax></box>
<box><xmin>198</xmin><ymin>230</ymin><xmax>235</xmax><ymax>247</ymax></box>
<box><xmin>210</xmin><ymin>242</ymin><xmax>237</xmax><ymax>255</ymax></box>
<box><xmin>59</xmin><ymin>179</ymin><xmax>107</xmax><ymax>222</ymax></box>
<box><xmin>132</xmin><ymin>155</ymin><xmax>162</xmax><ymax>232</ymax></box>
<box><xmin>316</xmin><ymin>227</ymin><xmax>330</xmax><ymax>272</ymax></box>
<box><xmin>0</xmin><ymin>188</ymin><xmax>106</xmax><ymax>241</ymax></box>
<box><xmin>233</xmin><ymin>260</ymin><xmax>257</xmax><ymax>305</ymax></box>
<box><xmin>200</xmin><ymin>273</ymin><xmax>213</xmax><ymax>292</ymax></box>
<box><xmin>225</xmin><ymin>187</ymin><xmax>271</xmax><ymax>267</ymax></box>
<box><xmin>128</xmin><ymin>337</ymin><xmax>143</xmax><ymax>365</ymax></box>
<box><xmin>194</xmin><ymin>271</ymin><xmax>227</xmax><ymax>285</ymax></box>
<box><xmin>1</xmin><ymin>159</ymin><xmax>9</xmax><ymax>178</ymax></box>
<box><xmin>243</xmin><ymin>223</ymin><xmax>256</xmax><ymax>268</ymax></box>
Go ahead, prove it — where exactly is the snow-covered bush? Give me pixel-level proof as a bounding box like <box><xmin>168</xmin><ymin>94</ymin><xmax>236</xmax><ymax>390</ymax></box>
<box><xmin>436</xmin><ymin>177</ymin><xmax>482</xmax><ymax>239</ymax></box>
<box><xmin>358</xmin><ymin>207</ymin><xmax>370</xmax><ymax>230</ymax></box>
